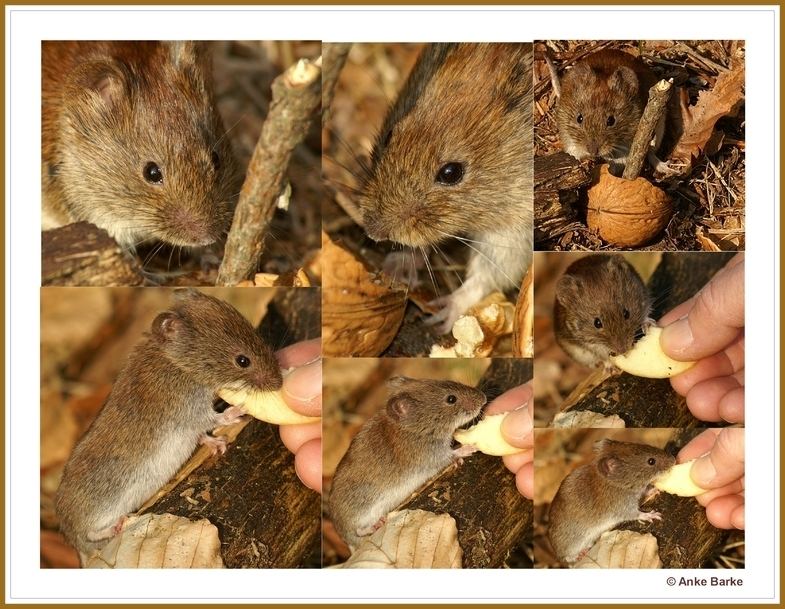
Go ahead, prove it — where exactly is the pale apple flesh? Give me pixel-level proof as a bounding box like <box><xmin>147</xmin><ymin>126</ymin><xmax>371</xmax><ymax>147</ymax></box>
<box><xmin>610</xmin><ymin>326</ymin><xmax>696</xmax><ymax>379</ymax></box>
<box><xmin>453</xmin><ymin>413</ymin><xmax>525</xmax><ymax>457</ymax></box>
<box><xmin>218</xmin><ymin>388</ymin><xmax>320</xmax><ymax>426</ymax></box>
<box><xmin>653</xmin><ymin>459</ymin><xmax>706</xmax><ymax>497</ymax></box>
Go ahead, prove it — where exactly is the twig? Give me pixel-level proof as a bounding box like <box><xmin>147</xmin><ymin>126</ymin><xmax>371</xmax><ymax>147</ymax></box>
<box><xmin>622</xmin><ymin>79</ymin><xmax>673</xmax><ymax>180</ymax></box>
<box><xmin>322</xmin><ymin>43</ymin><xmax>352</xmax><ymax>123</ymax></box>
<box><xmin>217</xmin><ymin>56</ymin><xmax>322</xmax><ymax>286</ymax></box>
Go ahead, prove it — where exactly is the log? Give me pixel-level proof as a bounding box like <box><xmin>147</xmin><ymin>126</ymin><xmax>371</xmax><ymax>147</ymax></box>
<box><xmin>42</xmin><ymin>222</ymin><xmax>145</xmax><ymax>286</ymax></box>
<box><xmin>557</xmin><ymin>252</ymin><xmax>737</xmax><ymax>427</ymax></box>
<box><xmin>533</xmin><ymin>153</ymin><xmax>594</xmax><ymax>247</ymax></box>
<box><xmin>400</xmin><ymin>359</ymin><xmax>534</xmax><ymax>568</ymax></box>
<box><xmin>144</xmin><ymin>288</ymin><xmax>321</xmax><ymax>568</ymax></box>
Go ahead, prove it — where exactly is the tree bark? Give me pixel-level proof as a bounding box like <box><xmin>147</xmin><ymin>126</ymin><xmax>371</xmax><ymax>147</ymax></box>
<box><xmin>399</xmin><ymin>359</ymin><xmax>534</xmax><ymax>568</ymax></box>
<box><xmin>42</xmin><ymin>222</ymin><xmax>144</xmax><ymax>287</ymax></box>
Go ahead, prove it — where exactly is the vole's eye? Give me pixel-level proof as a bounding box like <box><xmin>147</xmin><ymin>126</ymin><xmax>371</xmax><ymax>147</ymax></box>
<box><xmin>446</xmin><ymin>394</ymin><xmax>457</xmax><ymax>404</ymax></box>
<box><xmin>235</xmin><ymin>355</ymin><xmax>251</xmax><ymax>368</ymax></box>
<box><xmin>594</xmin><ymin>317</ymin><xmax>603</xmax><ymax>329</ymax></box>
<box><xmin>143</xmin><ymin>162</ymin><xmax>163</xmax><ymax>184</ymax></box>
<box><xmin>211</xmin><ymin>151</ymin><xmax>221</xmax><ymax>171</ymax></box>
<box><xmin>647</xmin><ymin>457</ymin><xmax>656</xmax><ymax>465</ymax></box>
<box><xmin>576</xmin><ymin>113</ymin><xmax>584</xmax><ymax>125</ymax></box>
<box><xmin>436</xmin><ymin>162</ymin><xmax>464</xmax><ymax>186</ymax></box>
<box><xmin>623</xmin><ymin>308</ymin><xmax>630</xmax><ymax>319</ymax></box>
<box><xmin>606</xmin><ymin>115</ymin><xmax>616</xmax><ymax>127</ymax></box>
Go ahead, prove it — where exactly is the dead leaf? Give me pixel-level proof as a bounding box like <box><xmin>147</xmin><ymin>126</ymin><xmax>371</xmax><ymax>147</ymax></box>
<box><xmin>552</xmin><ymin>410</ymin><xmax>627</xmax><ymax>429</ymax></box>
<box><xmin>671</xmin><ymin>59</ymin><xmax>745</xmax><ymax>168</ymax></box>
<box><xmin>331</xmin><ymin>509</ymin><xmax>462</xmax><ymax>568</ymax></box>
<box><xmin>573</xmin><ymin>530</ymin><xmax>662</xmax><ymax>569</ymax></box>
<box><xmin>83</xmin><ymin>513</ymin><xmax>224</xmax><ymax>568</ymax></box>
<box><xmin>322</xmin><ymin>231</ymin><xmax>407</xmax><ymax>357</ymax></box>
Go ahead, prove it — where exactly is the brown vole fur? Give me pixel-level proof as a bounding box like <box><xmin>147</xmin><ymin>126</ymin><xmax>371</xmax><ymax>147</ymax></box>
<box><xmin>554</xmin><ymin>49</ymin><xmax>662</xmax><ymax>170</ymax></box>
<box><xmin>327</xmin><ymin>376</ymin><xmax>487</xmax><ymax>549</ymax></box>
<box><xmin>55</xmin><ymin>289</ymin><xmax>281</xmax><ymax>553</ymax></box>
<box><xmin>360</xmin><ymin>43</ymin><xmax>534</xmax><ymax>332</ymax></box>
<box><xmin>548</xmin><ymin>439</ymin><xmax>674</xmax><ymax>564</ymax></box>
<box><xmin>42</xmin><ymin>41</ymin><xmax>240</xmax><ymax>249</ymax></box>
<box><xmin>554</xmin><ymin>254</ymin><xmax>652</xmax><ymax>369</ymax></box>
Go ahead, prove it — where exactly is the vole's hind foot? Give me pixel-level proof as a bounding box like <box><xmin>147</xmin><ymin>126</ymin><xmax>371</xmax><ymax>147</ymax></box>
<box><xmin>356</xmin><ymin>516</ymin><xmax>386</xmax><ymax>537</ymax></box>
<box><xmin>199</xmin><ymin>433</ymin><xmax>228</xmax><ymax>456</ymax></box>
<box><xmin>87</xmin><ymin>514</ymin><xmax>134</xmax><ymax>542</ymax></box>
<box><xmin>214</xmin><ymin>405</ymin><xmax>246</xmax><ymax>427</ymax></box>
<box><xmin>637</xmin><ymin>510</ymin><xmax>662</xmax><ymax>523</ymax></box>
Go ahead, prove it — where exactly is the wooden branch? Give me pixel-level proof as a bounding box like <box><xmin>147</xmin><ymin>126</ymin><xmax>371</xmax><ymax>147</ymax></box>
<box><xmin>513</xmin><ymin>263</ymin><xmax>534</xmax><ymax>358</ymax></box>
<box><xmin>217</xmin><ymin>57</ymin><xmax>322</xmax><ymax>286</ymax></box>
<box><xmin>142</xmin><ymin>289</ymin><xmax>321</xmax><ymax>568</ymax></box>
<box><xmin>622</xmin><ymin>79</ymin><xmax>673</xmax><ymax>180</ymax></box>
<box><xmin>321</xmin><ymin>43</ymin><xmax>352</xmax><ymax>122</ymax></box>
<box><xmin>557</xmin><ymin>252</ymin><xmax>736</xmax><ymax>427</ymax></box>
<box><xmin>42</xmin><ymin>222</ymin><xmax>144</xmax><ymax>286</ymax></box>
<box><xmin>399</xmin><ymin>359</ymin><xmax>534</xmax><ymax>568</ymax></box>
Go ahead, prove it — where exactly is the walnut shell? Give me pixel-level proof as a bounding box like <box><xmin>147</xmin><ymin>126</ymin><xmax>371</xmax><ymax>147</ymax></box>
<box><xmin>586</xmin><ymin>165</ymin><xmax>673</xmax><ymax>247</ymax></box>
<box><xmin>322</xmin><ymin>231</ymin><xmax>407</xmax><ymax>357</ymax></box>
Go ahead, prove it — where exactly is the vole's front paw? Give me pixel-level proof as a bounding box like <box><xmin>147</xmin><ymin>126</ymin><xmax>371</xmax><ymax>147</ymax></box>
<box><xmin>452</xmin><ymin>444</ymin><xmax>478</xmax><ymax>459</ymax></box>
<box><xmin>199</xmin><ymin>433</ymin><xmax>228</xmax><ymax>456</ymax></box>
<box><xmin>423</xmin><ymin>296</ymin><xmax>461</xmax><ymax>335</ymax></box>
<box><xmin>637</xmin><ymin>510</ymin><xmax>662</xmax><ymax>523</ymax></box>
<box><xmin>215</xmin><ymin>405</ymin><xmax>246</xmax><ymax>427</ymax></box>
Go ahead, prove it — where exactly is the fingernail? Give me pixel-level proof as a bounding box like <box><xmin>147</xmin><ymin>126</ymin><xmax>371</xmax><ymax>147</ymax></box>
<box><xmin>691</xmin><ymin>454</ymin><xmax>717</xmax><ymax>487</ymax></box>
<box><xmin>501</xmin><ymin>406</ymin><xmax>533</xmax><ymax>446</ymax></box>
<box><xmin>283</xmin><ymin>361</ymin><xmax>321</xmax><ymax>404</ymax></box>
<box><xmin>661</xmin><ymin>316</ymin><xmax>693</xmax><ymax>356</ymax></box>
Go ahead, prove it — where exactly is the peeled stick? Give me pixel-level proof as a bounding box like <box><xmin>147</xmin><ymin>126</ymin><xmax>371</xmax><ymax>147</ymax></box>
<box><xmin>453</xmin><ymin>413</ymin><xmax>525</xmax><ymax>456</ymax></box>
<box><xmin>219</xmin><ymin>388</ymin><xmax>320</xmax><ymax>426</ymax></box>
<box><xmin>611</xmin><ymin>326</ymin><xmax>696</xmax><ymax>379</ymax></box>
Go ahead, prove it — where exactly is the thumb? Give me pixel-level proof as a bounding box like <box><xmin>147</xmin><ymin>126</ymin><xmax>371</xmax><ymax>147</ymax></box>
<box><xmin>660</xmin><ymin>255</ymin><xmax>744</xmax><ymax>361</ymax></box>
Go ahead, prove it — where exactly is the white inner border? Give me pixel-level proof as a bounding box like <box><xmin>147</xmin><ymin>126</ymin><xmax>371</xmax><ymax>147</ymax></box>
<box><xmin>5</xmin><ymin>4</ymin><xmax>780</xmax><ymax>604</ymax></box>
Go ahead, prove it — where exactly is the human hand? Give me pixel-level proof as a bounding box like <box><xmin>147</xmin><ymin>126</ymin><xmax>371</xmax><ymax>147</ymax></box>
<box><xmin>484</xmin><ymin>382</ymin><xmax>534</xmax><ymax>499</ymax></box>
<box><xmin>276</xmin><ymin>339</ymin><xmax>322</xmax><ymax>493</ymax></box>
<box><xmin>678</xmin><ymin>428</ymin><xmax>744</xmax><ymax>530</ymax></box>
<box><xmin>659</xmin><ymin>253</ymin><xmax>744</xmax><ymax>423</ymax></box>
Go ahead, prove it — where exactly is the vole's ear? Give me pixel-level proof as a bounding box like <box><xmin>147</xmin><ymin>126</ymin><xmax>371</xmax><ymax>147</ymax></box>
<box><xmin>152</xmin><ymin>311</ymin><xmax>184</xmax><ymax>342</ymax></box>
<box><xmin>387</xmin><ymin>393</ymin><xmax>413</xmax><ymax>421</ymax></box>
<box><xmin>568</xmin><ymin>62</ymin><xmax>596</xmax><ymax>85</ymax></box>
<box><xmin>597</xmin><ymin>455</ymin><xmax>621</xmax><ymax>478</ymax></box>
<box><xmin>608</xmin><ymin>66</ymin><xmax>639</xmax><ymax>98</ymax></box>
<box><xmin>555</xmin><ymin>273</ymin><xmax>581</xmax><ymax>303</ymax></box>
<box><xmin>65</xmin><ymin>59</ymin><xmax>129</xmax><ymax>114</ymax></box>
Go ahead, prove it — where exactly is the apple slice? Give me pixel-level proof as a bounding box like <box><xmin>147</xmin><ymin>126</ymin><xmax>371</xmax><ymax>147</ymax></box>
<box><xmin>653</xmin><ymin>459</ymin><xmax>706</xmax><ymax>497</ymax></box>
<box><xmin>219</xmin><ymin>388</ymin><xmax>320</xmax><ymax>426</ymax></box>
<box><xmin>453</xmin><ymin>413</ymin><xmax>525</xmax><ymax>456</ymax></box>
<box><xmin>610</xmin><ymin>326</ymin><xmax>696</xmax><ymax>379</ymax></box>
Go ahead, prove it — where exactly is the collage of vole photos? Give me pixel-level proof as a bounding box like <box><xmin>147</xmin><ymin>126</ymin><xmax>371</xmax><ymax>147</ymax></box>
<box><xmin>35</xmin><ymin>37</ymin><xmax>750</xmax><ymax>581</ymax></box>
